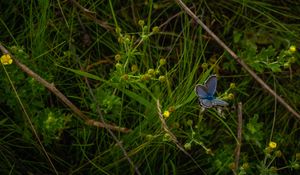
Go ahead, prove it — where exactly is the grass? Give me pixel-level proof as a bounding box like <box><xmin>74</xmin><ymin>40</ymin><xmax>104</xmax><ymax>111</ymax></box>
<box><xmin>1</xmin><ymin>0</ymin><xmax>300</xmax><ymax>174</ymax></box>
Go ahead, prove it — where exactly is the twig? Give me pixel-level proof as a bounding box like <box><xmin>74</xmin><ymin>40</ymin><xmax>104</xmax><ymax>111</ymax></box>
<box><xmin>69</xmin><ymin>0</ymin><xmax>96</xmax><ymax>15</ymax></box>
<box><xmin>175</xmin><ymin>0</ymin><xmax>300</xmax><ymax>121</ymax></box>
<box><xmin>156</xmin><ymin>100</ymin><xmax>207</xmax><ymax>174</ymax></box>
<box><xmin>234</xmin><ymin>102</ymin><xmax>243</xmax><ymax>174</ymax></box>
<box><xmin>0</xmin><ymin>43</ymin><xmax>131</xmax><ymax>133</ymax></box>
<box><xmin>69</xmin><ymin>0</ymin><xmax>114</xmax><ymax>31</ymax></box>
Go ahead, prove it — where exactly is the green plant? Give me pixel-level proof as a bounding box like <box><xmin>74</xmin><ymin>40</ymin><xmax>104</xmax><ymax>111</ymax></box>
<box><xmin>1</xmin><ymin>0</ymin><xmax>300</xmax><ymax>174</ymax></box>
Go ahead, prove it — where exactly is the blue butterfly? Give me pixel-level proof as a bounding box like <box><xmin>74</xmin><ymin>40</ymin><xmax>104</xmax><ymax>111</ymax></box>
<box><xmin>195</xmin><ymin>75</ymin><xmax>228</xmax><ymax>108</ymax></box>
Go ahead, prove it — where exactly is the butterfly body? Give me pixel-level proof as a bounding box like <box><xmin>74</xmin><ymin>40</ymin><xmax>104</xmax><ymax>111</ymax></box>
<box><xmin>202</xmin><ymin>95</ymin><xmax>214</xmax><ymax>100</ymax></box>
<box><xmin>195</xmin><ymin>75</ymin><xmax>228</xmax><ymax>108</ymax></box>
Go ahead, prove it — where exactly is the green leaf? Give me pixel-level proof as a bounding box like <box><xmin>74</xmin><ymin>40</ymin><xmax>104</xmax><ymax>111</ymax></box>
<box><xmin>233</xmin><ymin>30</ymin><xmax>242</xmax><ymax>43</ymax></box>
<box><xmin>120</xmin><ymin>88</ymin><xmax>154</xmax><ymax>108</ymax></box>
<box><xmin>0</xmin><ymin>118</ymin><xmax>8</xmax><ymax>125</ymax></box>
<box><xmin>257</xmin><ymin>46</ymin><xmax>276</xmax><ymax>61</ymax></box>
<box><xmin>268</xmin><ymin>62</ymin><xmax>282</xmax><ymax>72</ymax></box>
<box><xmin>56</xmin><ymin>64</ymin><xmax>107</xmax><ymax>82</ymax></box>
<box><xmin>251</xmin><ymin>61</ymin><xmax>265</xmax><ymax>73</ymax></box>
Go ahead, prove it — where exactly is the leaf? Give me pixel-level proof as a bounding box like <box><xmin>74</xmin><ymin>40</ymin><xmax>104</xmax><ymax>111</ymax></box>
<box><xmin>0</xmin><ymin>118</ymin><xmax>8</xmax><ymax>125</ymax></box>
<box><xmin>56</xmin><ymin>65</ymin><xmax>107</xmax><ymax>82</ymax></box>
<box><xmin>251</xmin><ymin>61</ymin><xmax>265</xmax><ymax>73</ymax></box>
<box><xmin>257</xmin><ymin>46</ymin><xmax>276</xmax><ymax>61</ymax></box>
<box><xmin>233</xmin><ymin>30</ymin><xmax>242</xmax><ymax>43</ymax></box>
<box><xmin>268</xmin><ymin>62</ymin><xmax>282</xmax><ymax>72</ymax></box>
<box><xmin>120</xmin><ymin>88</ymin><xmax>154</xmax><ymax>108</ymax></box>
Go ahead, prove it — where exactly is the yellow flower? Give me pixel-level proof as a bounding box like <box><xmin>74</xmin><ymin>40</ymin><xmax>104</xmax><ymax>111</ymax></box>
<box><xmin>269</xmin><ymin>141</ymin><xmax>277</xmax><ymax>149</ymax></box>
<box><xmin>163</xmin><ymin>110</ymin><xmax>170</xmax><ymax>118</ymax></box>
<box><xmin>289</xmin><ymin>45</ymin><xmax>297</xmax><ymax>53</ymax></box>
<box><xmin>1</xmin><ymin>54</ymin><xmax>13</xmax><ymax>65</ymax></box>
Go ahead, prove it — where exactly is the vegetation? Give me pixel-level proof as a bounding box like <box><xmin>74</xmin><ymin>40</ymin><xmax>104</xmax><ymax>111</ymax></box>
<box><xmin>1</xmin><ymin>0</ymin><xmax>300</xmax><ymax>174</ymax></box>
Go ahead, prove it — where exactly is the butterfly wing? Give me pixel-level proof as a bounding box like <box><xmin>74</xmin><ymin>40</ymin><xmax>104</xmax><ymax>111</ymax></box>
<box><xmin>199</xmin><ymin>99</ymin><xmax>213</xmax><ymax>108</ymax></box>
<box><xmin>195</xmin><ymin>84</ymin><xmax>209</xmax><ymax>98</ymax></box>
<box><xmin>211</xmin><ymin>98</ymin><xmax>229</xmax><ymax>107</ymax></box>
<box><xmin>205</xmin><ymin>75</ymin><xmax>217</xmax><ymax>96</ymax></box>
<box><xmin>195</xmin><ymin>75</ymin><xmax>228</xmax><ymax>108</ymax></box>
<box><xmin>195</xmin><ymin>84</ymin><xmax>212</xmax><ymax>108</ymax></box>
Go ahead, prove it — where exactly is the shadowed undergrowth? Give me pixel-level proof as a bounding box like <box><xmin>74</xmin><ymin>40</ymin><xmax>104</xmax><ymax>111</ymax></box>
<box><xmin>0</xmin><ymin>0</ymin><xmax>300</xmax><ymax>174</ymax></box>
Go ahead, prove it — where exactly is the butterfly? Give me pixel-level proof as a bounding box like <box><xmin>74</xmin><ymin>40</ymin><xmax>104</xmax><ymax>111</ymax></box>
<box><xmin>195</xmin><ymin>75</ymin><xmax>229</xmax><ymax>108</ymax></box>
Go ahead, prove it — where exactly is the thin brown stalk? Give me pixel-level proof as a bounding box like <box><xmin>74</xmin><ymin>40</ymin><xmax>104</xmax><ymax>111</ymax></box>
<box><xmin>69</xmin><ymin>0</ymin><xmax>114</xmax><ymax>31</ymax></box>
<box><xmin>175</xmin><ymin>0</ymin><xmax>300</xmax><ymax>121</ymax></box>
<box><xmin>0</xmin><ymin>43</ymin><xmax>131</xmax><ymax>133</ymax></box>
<box><xmin>69</xmin><ymin>0</ymin><xmax>96</xmax><ymax>15</ymax></box>
<box><xmin>234</xmin><ymin>102</ymin><xmax>243</xmax><ymax>174</ymax></box>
